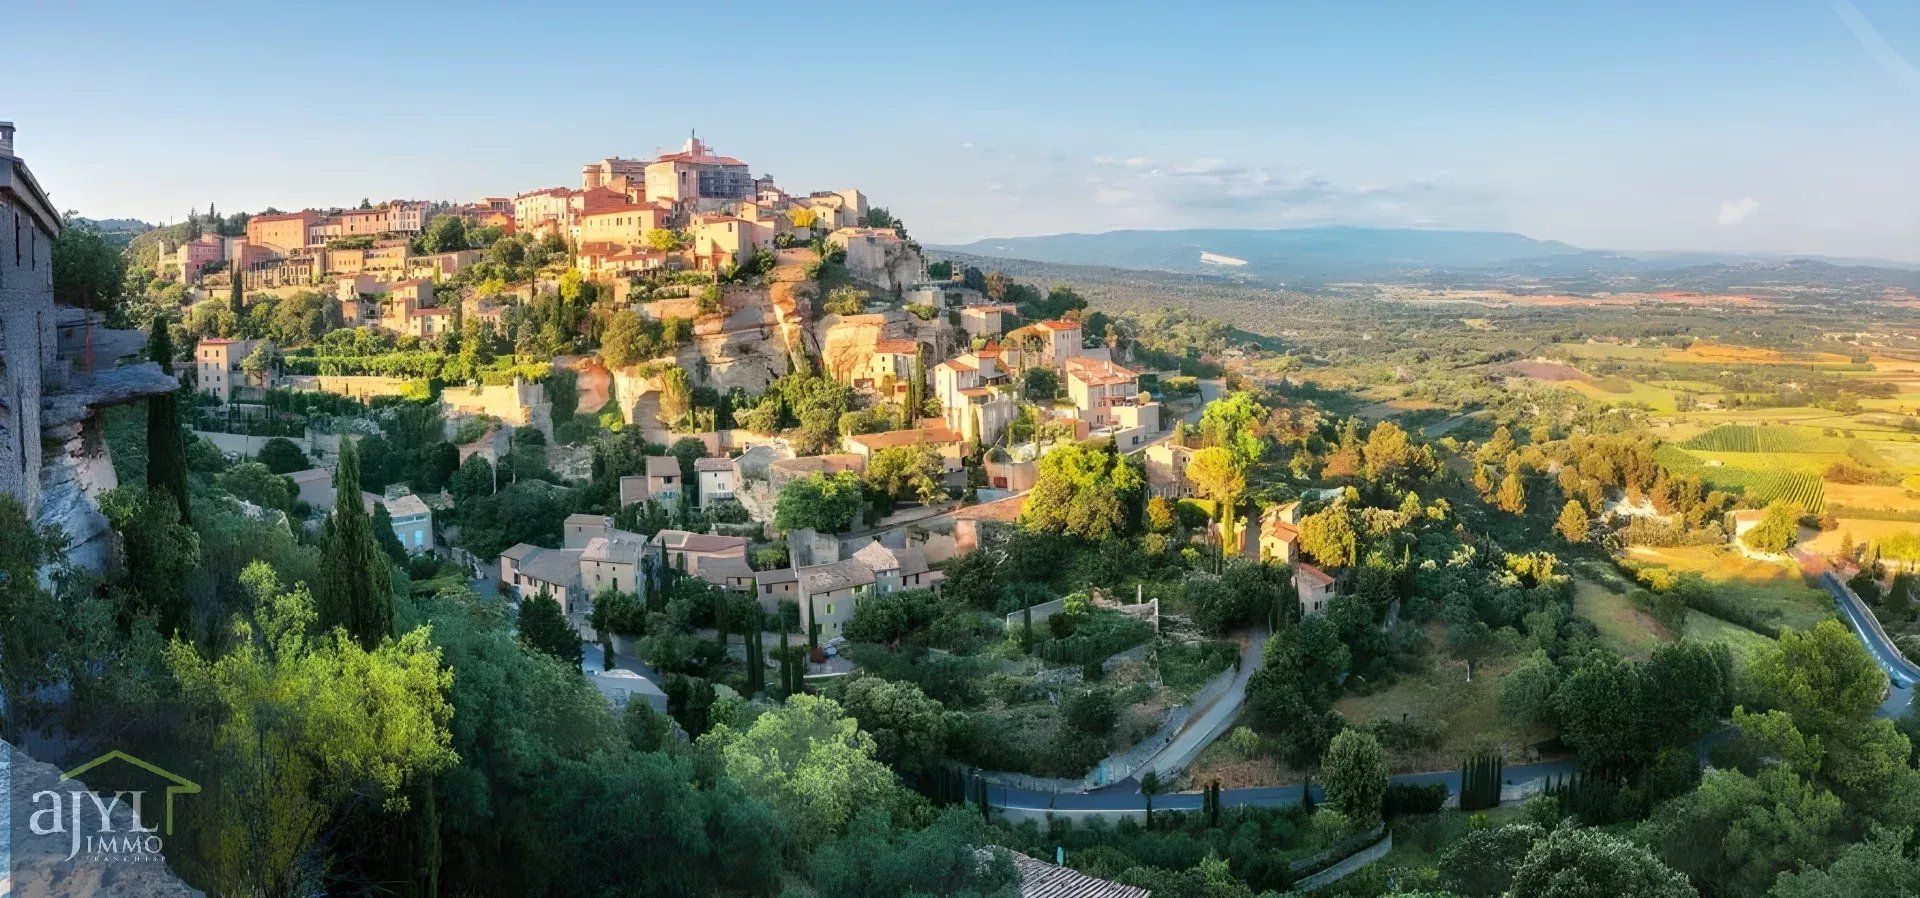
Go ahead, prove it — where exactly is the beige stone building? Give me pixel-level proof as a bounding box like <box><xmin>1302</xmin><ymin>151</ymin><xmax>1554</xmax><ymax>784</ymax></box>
<box><xmin>1065</xmin><ymin>356</ymin><xmax>1145</xmax><ymax>428</ymax></box>
<box><xmin>933</xmin><ymin>351</ymin><xmax>1015</xmax><ymax>445</ymax></box>
<box><xmin>246</xmin><ymin>210</ymin><xmax>322</xmax><ymax>253</ymax></box>
<box><xmin>577</xmin><ymin>202</ymin><xmax>670</xmax><ymax>247</ymax></box>
<box><xmin>845</xmin><ymin>422</ymin><xmax>967</xmax><ymax>474</ymax></box>
<box><xmin>795</xmin><ymin>539</ymin><xmax>940</xmax><ymax>639</ymax></box>
<box><xmin>195</xmin><ymin>338</ymin><xmax>271</xmax><ymax>402</ymax></box>
<box><xmin>642</xmin><ymin>136</ymin><xmax>753</xmax><ymax>206</ymax></box>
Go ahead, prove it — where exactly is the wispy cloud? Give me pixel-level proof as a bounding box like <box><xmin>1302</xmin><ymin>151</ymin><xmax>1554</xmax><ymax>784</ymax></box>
<box><xmin>1717</xmin><ymin>197</ymin><xmax>1760</xmax><ymax>225</ymax></box>
<box><xmin>1833</xmin><ymin>0</ymin><xmax>1920</xmax><ymax>95</ymax></box>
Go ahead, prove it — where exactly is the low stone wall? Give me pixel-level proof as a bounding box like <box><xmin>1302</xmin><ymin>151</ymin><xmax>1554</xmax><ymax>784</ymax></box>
<box><xmin>1294</xmin><ymin>828</ymin><xmax>1392</xmax><ymax>892</ymax></box>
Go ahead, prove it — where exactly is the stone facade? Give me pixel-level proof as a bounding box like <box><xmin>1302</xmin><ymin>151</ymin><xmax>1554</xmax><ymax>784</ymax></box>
<box><xmin>0</xmin><ymin>123</ymin><xmax>60</xmax><ymax>519</ymax></box>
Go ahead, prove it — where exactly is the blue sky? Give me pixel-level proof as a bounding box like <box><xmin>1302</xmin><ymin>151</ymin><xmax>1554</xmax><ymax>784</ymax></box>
<box><xmin>9</xmin><ymin>1</ymin><xmax>1920</xmax><ymax>259</ymax></box>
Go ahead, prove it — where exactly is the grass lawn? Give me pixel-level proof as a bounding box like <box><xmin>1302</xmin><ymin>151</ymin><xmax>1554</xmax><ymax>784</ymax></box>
<box><xmin>1679</xmin><ymin>610</ymin><xmax>1777</xmax><ymax>662</ymax></box>
<box><xmin>1335</xmin><ymin>634</ymin><xmax>1554</xmax><ymax>772</ymax></box>
<box><xmin>1573</xmin><ymin>577</ymin><xmax>1668</xmax><ymax>660</ymax></box>
<box><xmin>1573</xmin><ymin>574</ymin><xmax>1777</xmax><ymax>663</ymax></box>
<box><xmin>1621</xmin><ymin>546</ymin><xmax>1833</xmax><ymax>633</ymax></box>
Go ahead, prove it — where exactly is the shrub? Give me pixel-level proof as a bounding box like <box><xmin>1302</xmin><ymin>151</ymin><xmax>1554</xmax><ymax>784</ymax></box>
<box><xmin>1064</xmin><ymin>688</ymin><xmax>1118</xmax><ymax>736</ymax></box>
<box><xmin>1383</xmin><ymin>782</ymin><xmax>1448</xmax><ymax>817</ymax></box>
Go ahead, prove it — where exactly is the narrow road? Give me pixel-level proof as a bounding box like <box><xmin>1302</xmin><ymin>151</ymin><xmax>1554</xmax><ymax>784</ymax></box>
<box><xmin>987</xmin><ymin>571</ymin><xmax>1918</xmax><ymax>817</ymax></box>
<box><xmin>1134</xmin><ymin>625</ymin><xmax>1266</xmax><ymax>782</ymax></box>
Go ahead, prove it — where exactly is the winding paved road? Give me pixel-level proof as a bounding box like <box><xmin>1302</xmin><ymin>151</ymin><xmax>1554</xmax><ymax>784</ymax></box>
<box><xmin>985</xmin><ymin>570</ymin><xmax>1919</xmax><ymax>818</ymax></box>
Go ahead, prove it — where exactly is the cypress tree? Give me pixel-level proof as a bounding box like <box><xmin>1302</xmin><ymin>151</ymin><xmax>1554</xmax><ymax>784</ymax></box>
<box><xmin>906</xmin><ymin>349</ymin><xmax>925</xmax><ymax>420</ymax></box>
<box><xmin>745</xmin><ymin>604</ymin><xmax>762</xmax><ymax>695</ymax></box>
<box><xmin>316</xmin><ymin>439</ymin><xmax>394</xmax><ymax>647</ymax></box>
<box><xmin>371</xmin><ymin>501</ymin><xmax>409</xmax><ymax>565</ymax></box>
<box><xmin>714</xmin><ymin>589</ymin><xmax>729</xmax><ymax>655</ymax></box>
<box><xmin>229</xmin><ymin>275</ymin><xmax>244</xmax><ymax>318</ymax></box>
<box><xmin>778</xmin><ymin>626</ymin><xmax>793</xmax><ymax>697</ymax></box>
<box><xmin>144</xmin><ymin>316</ymin><xmax>191</xmax><ymax>526</ymax></box>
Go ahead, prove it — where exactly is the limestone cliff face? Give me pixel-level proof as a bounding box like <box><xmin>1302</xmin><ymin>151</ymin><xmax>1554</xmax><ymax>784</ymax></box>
<box><xmin>36</xmin><ymin>359</ymin><xmax>180</xmax><ymax>577</ymax></box>
<box><xmin>819</xmin><ymin>314</ymin><xmax>893</xmax><ymax>384</ymax></box>
<box><xmin>37</xmin><ymin>415</ymin><xmax>119</xmax><ymax>574</ymax></box>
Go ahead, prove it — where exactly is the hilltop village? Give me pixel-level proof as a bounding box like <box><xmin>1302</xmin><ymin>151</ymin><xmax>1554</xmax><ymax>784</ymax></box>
<box><xmin>13</xmin><ymin>119</ymin><xmax>1920</xmax><ymax>897</ymax></box>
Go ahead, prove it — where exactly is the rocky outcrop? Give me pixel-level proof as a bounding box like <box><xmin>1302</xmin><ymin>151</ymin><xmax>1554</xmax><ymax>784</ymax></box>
<box><xmin>37</xmin><ymin>361</ymin><xmax>179</xmax><ymax>576</ymax></box>
<box><xmin>38</xmin><ymin>415</ymin><xmax>118</xmax><ymax>574</ymax></box>
<box><xmin>39</xmin><ymin>362</ymin><xmax>177</xmax><ymax>429</ymax></box>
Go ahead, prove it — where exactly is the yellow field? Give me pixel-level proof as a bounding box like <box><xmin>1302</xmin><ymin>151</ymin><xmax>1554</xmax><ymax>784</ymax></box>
<box><xmin>1560</xmin><ymin>378</ymin><xmax>1680</xmax><ymax>410</ymax></box>
<box><xmin>1621</xmin><ymin>545</ymin><xmax>1833</xmax><ymax>633</ymax></box>
<box><xmin>1823</xmin><ymin>482</ymin><xmax>1920</xmax><ymax>513</ymax></box>
<box><xmin>1680</xmin><ymin>342</ymin><xmax>1855</xmax><ymax>366</ymax></box>
<box><xmin>1803</xmin><ymin>519</ymin><xmax>1920</xmax><ymax>555</ymax></box>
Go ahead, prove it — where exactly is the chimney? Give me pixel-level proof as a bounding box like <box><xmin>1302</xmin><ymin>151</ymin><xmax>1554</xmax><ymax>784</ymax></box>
<box><xmin>0</xmin><ymin>122</ymin><xmax>15</xmax><ymax>157</ymax></box>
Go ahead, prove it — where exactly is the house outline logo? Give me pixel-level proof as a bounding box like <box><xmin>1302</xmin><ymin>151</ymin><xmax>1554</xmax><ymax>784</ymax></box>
<box><xmin>58</xmin><ymin>750</ymin><xmax>200</xmax><ymax>836</ymax></box>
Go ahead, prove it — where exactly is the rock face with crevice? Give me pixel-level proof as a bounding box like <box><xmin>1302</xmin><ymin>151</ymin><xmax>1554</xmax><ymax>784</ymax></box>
<box><xmin>4</xmin><ymin>742</ymin><xmax>204</xmax><ymax>897</ymax></box>
<box><xmin>37</xmin><ymin>359</ymin><xmax>180</xmax><ymax>575</ymax></box>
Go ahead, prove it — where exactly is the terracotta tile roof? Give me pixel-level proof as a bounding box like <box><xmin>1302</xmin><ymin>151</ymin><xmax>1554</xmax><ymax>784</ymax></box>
<box><xmin>797</xmin><ymin>558</ymin><xmax>876</xmax><ymax>593</ymax></box>
<box><xmin>954</xmin><ymin>493</ymin><xmax>1027</xmax><ymax>522</ymax></box>
<box><xmin>694</xmin><ymin>457</ymin><xmax>734</xmax><ymax>472</ymax></box>
<box><xmin>1036</xmin><ymin>318</ymin><xmax>1081</xmax><ymax>332</ymax></box>
<box><xmin>1296</xmin><ymin>562</ymin><xmax>1335</xmax><ymax>589</ymax></box>
<box><xmin>518</xmin><ymin>547</ymin><xmax>584</xmax><ymax>586</ymax></box>
<box><xmin>654</xmin><ymin>529</ymin><xmax>749</xmax><ymax>554</ymax></box>
<box><xmin>849</xmin><ymin>425</ymin><xmax>963</xmax><ymax>451</ymax></box>
<box><xmin>646</xmin><ymin>456</ymin><xmax>682</xmax><ymax>478</ymax></box>
<box><xmin>653</xmin><ymin>151</ymin><xmax>747</xmax><ymax>166</ymax></box>
<box><xmin>1010</xmin><ymin>852</ymin><xmax>1149</xmax><ymax>898</ymax></box>
<box><xmin>1065</xmin><ymin>357</ymin><xmax>1138</xmax><ymax>387</ymax></box>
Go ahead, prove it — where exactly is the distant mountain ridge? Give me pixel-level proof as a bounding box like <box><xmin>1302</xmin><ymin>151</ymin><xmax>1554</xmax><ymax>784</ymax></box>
<box><xmin>931</xmin><ymin>227</ymin><xmax>1920</xmax><ymax>293</ymax></box>
<box><xmin>935</xmin><ymin>227</ymin><xmax>1584</xmax><ymax>283</ymax></box>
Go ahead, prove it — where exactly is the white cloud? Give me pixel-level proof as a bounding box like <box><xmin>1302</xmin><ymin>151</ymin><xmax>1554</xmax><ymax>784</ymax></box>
<box><xmin>1717</xmin><ymin>196</ymin><xmax>1760</xmax><ymax>226</ymax></box>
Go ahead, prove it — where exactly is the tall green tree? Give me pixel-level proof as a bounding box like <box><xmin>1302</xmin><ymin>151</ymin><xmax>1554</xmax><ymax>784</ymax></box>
<box><xmin>167</xmin><ymin>562</ymin><xmax>455</xmax><ymax>897</ymax></box>
<box><xmin>371</xmin><ymin>501</ymin><xmax>410</xmax><ymax>565</ymax></box>
<box><xmin>1322</xmin><ymin>728</ymin><xmax>1388</xmax><ymax>825</ymax></box>
<box><xmin>1508</xmin><ymin>826</ymin><xmax>1695</xmax><ymax>898</ymax></box>
<box><xmin>144</xmin><ymin>315</ymin><xmax>192</xmax><ymax>526</ymax></box>
<box><xmin>52</xmin><ymin>216</ymin><xmax>126</xmax><ymax>315</ymax></box>
<box><xmin>519</xmin><ymin>585</ymin><xmax>583</xmax><ymax>668</ymax></box>
<box><xmin>1019</xmin><ymin>441</ymin><xmax>1145</xmax><ymax>541</ymax></box>
<box><xmin>775</xmin><ymin>471</ymin><xmax>864</xmax><ymax>533</ymax></box>
<box><xmin>315</xmin><ymin>439</ymin><xmax>394</xmax><ymax>647</ymax></box>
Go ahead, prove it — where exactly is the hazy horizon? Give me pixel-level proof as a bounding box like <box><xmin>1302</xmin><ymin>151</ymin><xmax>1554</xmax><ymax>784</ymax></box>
<box><xmin>12</xmin><ymin>0</ymin><xmax>1920</xmax><ymax>260</ymax></box>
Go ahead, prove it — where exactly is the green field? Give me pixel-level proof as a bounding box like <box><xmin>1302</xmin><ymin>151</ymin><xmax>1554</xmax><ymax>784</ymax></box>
<box><xmin>1681</xmin><ymin>424</ymin><xmax>1851</xmax><ymax>454</ymax></box>
<box><xmin>1572</xmin><ymin>575</ymin><xmax>1776</xmax><ymax>662</ymax></box>
<box><xmin>1656</xmin><ymin>445</ymin><xmax>1826</xmax><ymax>511</ymax></box>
